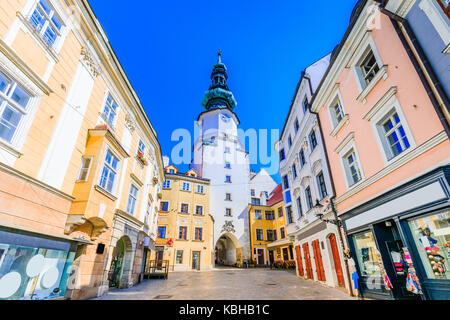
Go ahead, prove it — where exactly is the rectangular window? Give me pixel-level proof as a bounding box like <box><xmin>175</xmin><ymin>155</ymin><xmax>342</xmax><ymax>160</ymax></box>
<box><xmin>160</xmin><ymin>201</ymin><xmax>169</xmax><ymax>212</ymax></box>
<box><xmin>331</xmin><ymin>99</ymin><xmax>345</xmax><ymax>127</ymax></box>
<box><xmin>99</xmin><ymin>149</ymin><xmax>119</xmax><ymax>194</ymax></box>
<box><xmin>256</xmin><ymin>229</ymin><xmax>264</xmax><ymax>241</ymax></box>
<box><xmin>278</xmin><ymin>207</ymin><xmax>283</xmax><ymax>217</ymax></box>
<box><xmin>379</xmin><ymin>111</ymin><xmax>411</xmax><ymax>160</ymax></box>
<box><xmin>251</xmin><ymin>189</ymin><xmax>255</xmax><ymax>197</ymax></box>
<box><xmin>352</xmin><ymin>231</ymin><xmax>382</xmax><ymax>277</ymax></box>
<box><xmin>316</xmin><ymin>171</ymin><xmax>328</xmax><ymax>199</ymax></box>
<box><xmin>29</xmin><ymin>0</ymin><xmax>63</xmax><ymax>47</ymax></box>
<box><xmin>251</xmin><ymin>198</ymin><xmax>261</xmax><ymax>205</ymax></box>
<box><xmin>294</xmin><ymin>118</ymin><xmax>299</xmax><ymax>133</ymax></box>
<box><xmin>266</xmin><ymin>230</ymin><xmax>277</xmax><ymax>241</ymax></box>
<box><xmin>194</xmin><ymin>227</ymin><xmax>203</xmax><ymax>241</ymax></box>
<box><xmin>0</xmin><ymin>71</ymin><xmax>32</xmax><ymax>143</ymax></box>
<box><xmin>196</xmin><ymin>184</ymin><xmax>204</xmax><ymax>194</ymax></box>
<box><xmin>175</xmin><ymin>250</ymin><xmax>183</xmax><ymax>264</ymax></box>
<box><xmin>225</xmin><ymin>175</ymin><xmax>231</xmax><ymax>183</ymax></box>
<box><xmin>296</xmin><ymin>197</ymin><xmax>303</xmax><ymax>218</ymax></box>
<box><xmin>180</xmin><ymin>203</ymin><xmax>189</xmax><ymax>214</ymax></box>
<box><xmin>144</xmin><ymin>201</ymin><xmax>151</xmax><ymax>226</ymax></box>
<box><xmin>309</xmin><ymin>129</ymin><xmax>318</xmax><ymax>150</ymax></box>
<box><xmin>292</xmin><ymin>163</ymin><xmax>297</xmax><ymax>179</ymax></box>
<box><xmin>284</xmin><ymin>190</ymin><xmax>292</xmax><ymax>204</ymax></box>
<box><xmin>76</xmin><ymin>157</ymin><xmax>92</xmax><ymax>182</ymax></box>
<box><xmin>279</xmin><ymin>149</ymin><xmax>286</xmax><ymax>161</ymax></box>
<box><xmin>178</xmin><ymin>226</ymin><xmax>187</xmax><ymax>240</ymax></box>
<box><xmin>302</xmin><ymin>96</ymin><xmax>309</xmax><ymax>113</ymax></box>
<box><xmin>224</xmin><ymin>147</ymin><xmax>230</xmax><ymax>153</ymax></box>
<box><xmin>195</xmin><ymin>205</ymin><xmax>203</xmax><ymax>216</ymax></box>
<box><xmin>288</xmin><ymin>135</ymin><xmax>292</xmax><ymax>148</ymax></box>
<box><xmin>225</xmin><ymin>208</ymin><xmax>232</xmax><ymax>216</ymax></box>
<box><xmin>181</xmin><ymin>181</ymin><xmax>191</xmax><ymax>191</ymax></box>
<box><xmin>265</xmin><ymin>210</ymin><xmax>275</xmax><ymax>220</ymax></box>
<box><xmin>225</xmin><ymin>193</ymin><xmax>232</xmax><ymax>201</ymax></box>
<box><xmin>286</xmin><ymin>206</ymin><xmax>293</xmax><ymax>224</ymax></box>
<box><xmin>126</xmin><ymin>184</ymin><xmax>139</xmax><ymax>215</ymax></box>
<box><xmin>157</xmin><ymin>226</ymin><xmax>167</xmax><ymax>239</ymax></box>
<box><xmin>305</xmin><ymin>186</ymin><xmax>313</xmax><ymax>211</ymax></box>
<box><xmin>280</xmin><ymin>227</ymin><xmax>286</xmax><ymax>239</ymax></box>
<box><xmin>225</xmin><ymin>162</ymin><xmax>231</xmax><ymax>169</ymax></box>
<box><xmin>299</xmin><ymin>149</ymin><xmax>306</xmax><ymax>167</ymax></box>
<box><xmin>282</xmin><ymin>175</ymin><xmax>289</xmax><ymax>189</ymax></box>
<box><xmin>359</xmin><ymin>49</ymin><xmax>380</xmax><ymax>85</ymax></box>
<box><xmin>344</xmin><ymin>149</ymin><xmax>362</xmax><ymax>186</ymax></box>
<box><xmin>255</xmin><ymin>210</ymin><xmax>262</xmax><ymax>220</ymax></box>
<box><xmin>137</xmin><ymin>140</ymin><xmax>145</xmax><ymax>156</ymax></box>
<box><xmin>102</xmin><ymin>94</ymin><xmax>118</xmax><ymax>128</ymax></box>
<box><xmin>162</xmin><ymin>179</ymin><xmax>171</xmax><ymax>189</ymax></box>
<box><xmin>408</xmin><ymin>211</ymin><xmax>450</xmax><ymax>280</ymax></box>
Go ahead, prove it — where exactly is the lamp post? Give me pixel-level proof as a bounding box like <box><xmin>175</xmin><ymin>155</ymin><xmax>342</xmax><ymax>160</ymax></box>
<box><xmin>313</xmin><ymin>198</ymin><xmax>354</xmax><ymax>297</ymax></box>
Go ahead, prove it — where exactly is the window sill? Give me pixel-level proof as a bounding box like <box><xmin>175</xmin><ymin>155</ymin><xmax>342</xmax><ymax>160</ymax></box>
<box><xmin>180</xmin><ymin>189</ymin><xmax>191</xmax><ymax>193</ymax></box>
<box><xmin>176</xmin><ymin>239</ymin><xmax>189</xmax><ymax>241</ymax></box>
<box><xmin>356</xmin><ymin>65</ymin><xmax>388</xmax><ymax>103</ymax></box>
<box><xmin>195</xmin><ymin>192</ymin><xmax>205</xmax><ymax>195</ymax></box>
<box><xmin>17</xmin><ymin>13</ymin><xmax>59</xmax><ymax>63</ymax></box>
<box><xmin>193</xmin><ymin>214</ymin><xmax>204</xmax><ymax>217</ymax></box>
<box><xmin>179</xmin><ymin>212</ymin><xmax>190</xmax><ymax>215</ymax></box>
<box><xmin>0</xmin><ymin>138</ymin><xmax>23</xmax><ymax>160</ymax></box>
<box><xmin>94</xmin><ymin>184</ymin><xmax>117</xmax><ymax>201</ymax></box>
<box><xmin>330</xmin><ymin>114</ymin><xmax>349</xmax><ymax>138</ymax></box>
<box><xmin>192</xmin><ymin>240</ymin><xmax>204</xmax><ymax>242</ymax></box>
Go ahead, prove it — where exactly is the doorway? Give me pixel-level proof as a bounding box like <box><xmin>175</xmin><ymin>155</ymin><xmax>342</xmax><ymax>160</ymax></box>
<box><xmin>303</xmin><ymin>243</ymin><xmax>313</xmax><ymax>279</ymax></box>
<box><xmin>192</xmin><ymin>251</ymin><xmax>201</xmax><ymax>270</ymax></box>
<box><xmin>155</xmin><ymin>246</ymin><xmax>164</xmax><ymax>270</ymax></box>
<box><xmin>329</xmin><ymin>234</ymin><xmax>345</xmax><ymax>287</ymax></box>
<box><xmin>312</xmin><ymin>240</ymin><xmax>326</xmax><ymax>281</ymax></box>
<box><xmin>256</xmin><ymin>248</ymin><xmax>265</xmax><ymax>265</ymax></box>
<box><xmin>268</xmin><ymin>250</ymin><xmax>274</xmax><ymax>266</ymax></box>
<box><xmin>295</xmin><ymin>245</ymin><xmax>304</xmax><ymax>277</ymax></box>
<box><xmin>282</xmin><ymin>248</ymin><xmax>289</xmax><ymax>261</ymax></box>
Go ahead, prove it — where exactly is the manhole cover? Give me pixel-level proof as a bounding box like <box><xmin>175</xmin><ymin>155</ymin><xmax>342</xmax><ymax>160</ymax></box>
<box><xmin>265</xmin><ymin>283</ymin><xmax>277</xmax><ymax>286</ymax></box>
<box><xmin>153</xmin><ymin>295</ymin><xmax>173</xmax><ymax>299</ymax></box>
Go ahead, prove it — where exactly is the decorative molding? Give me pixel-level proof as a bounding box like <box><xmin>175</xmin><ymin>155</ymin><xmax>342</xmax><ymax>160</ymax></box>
<box><xmin>0</xmin><ymin>39</ymin><xmax>52</xmax><ymax>95</ymax></box>
<box><xmin>396</xmin><ymin>0</ymin><xmax>416</xmax><ymax>17</ymax></box>
<box><xmin>363</xmin><ymin>86</ymin><xmax>398</xmax><ymax>121</ymax></box>
<box><xmin>88</xmin><ymin>127</ymin><xmax>130</xmax><ymax>158</ymax></box>
<box><xmin>125</xmin><ymin>113</ymin><xmax>136</xmax><ymax>132</ymax></box>
<box><xmin>334</xmin><ymin>131</ymin><xmax>355</xmax><ymax>154</ymax></box>
<box><xmin>0</xmin><ymin>161</ymin><xmax>74</xmax><ymax>201</ymax></box>
<box><xmin>130</xmin><ymin>173</ymin><xmax>143</xmax><ymax>187</ymax></box>
<box><xmin>94</xmin><ymin>184</ymin><xmax>118</xmax><ymax>201</ymax></box>
<box><xmin>419</xmin><ymin>0</ymin><xmax>450</xmax><ymax>49</ymax></box>
<box><xmin>64</xmin><ymin>215</ymin><xmax>86</xmax><ymax>235</ymax></box>
<box><xmin>335</xmin><ymin>131</ymin><xmax>448</xmax><ymax>204</ymax></box>
<box><xmin>330</xmin><ymin>114</ymin><xmax>349</xmax><ymax>138</ymax></box>
<box><xmin>221</xmin><ymin>221</ymin><xmax>235</xmax><ymax>233</ymax></box>
<box><xmin>0</xmin><ymin>139</ymin><xmax>23</xmax><ymax>159</ymax></box>
<box><xmin>300</xmin><ymin>176</ymin><xmax>311</xmax><ymax>188</ymax></box>
<box><xmin>115</xmin><ymin>208</ymin><xmax>145</xmax><ymax>228</ymax></box>
<box><xmin>356</xmin><ymin>65</ymin><xmax>389</xmax><ymax>103</ymax></box>
<box><xmin>80</xmin><ymin>46</ymin><xmax>100</xmax><ymax>78</ymax></box>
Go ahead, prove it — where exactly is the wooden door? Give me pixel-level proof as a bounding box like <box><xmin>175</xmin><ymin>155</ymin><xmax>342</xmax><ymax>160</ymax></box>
<box><xmin>156</xmin><ymin>247</ymin><xmax>164</xmax><ymax>269</ymax></box>
<box><xmin>312</xmin><ymin>240</ymin><xmax>326</xmax><ymax>281</ymax></box>
<box><xmin>329</xmin><ymin>234</ymin><xmax>345</xmax><ymax>287</ymax></box>
<box><xmin>302</xmin><ymin>243</ymin><xmax>313</xmax><ymax>279</ymax></box>
<box><xmin>268</xmin><ymin>250</ymin><xmax>274</xmax><ymax>265</ymax></box>
<box><xmin>257</xmin><ymin>249</ymin><xmax>265</xmax><ymax>265</ymax></box>
<box><xmin>192</xmin><ymin>251</ymin><xmax>201</xmax><ymax>270</ymax></box>
<box><xmin>282</xmin><ymin>248</ymin><xmax>289</xmax><ymax>261</ymax></box>
<box><xmin>295</xmin><ymin>246</ymin><xmax>304</xmax><ymax>277</ymax></box>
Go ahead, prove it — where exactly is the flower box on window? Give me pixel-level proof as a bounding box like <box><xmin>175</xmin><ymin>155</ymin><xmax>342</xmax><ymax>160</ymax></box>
<box><xmin>167</xmin><ymin>238</ymin><xmax>174</xmax><ymax>246</ymax></box>
<box><xmin>136</xmin><ymin>152</ymin><xmax>148</xmax><ymax>166</ymax></box>
<box><xmin>153</xmin><ymin>177</ymin><xmax>159</xmax><ymax>184</ymax></box>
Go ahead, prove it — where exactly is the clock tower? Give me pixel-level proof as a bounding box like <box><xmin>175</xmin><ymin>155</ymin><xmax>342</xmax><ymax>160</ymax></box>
<box><xmin>192</xmin><ymin>50</ymin><xmax>251</xmax><ymax>266</ymax></box>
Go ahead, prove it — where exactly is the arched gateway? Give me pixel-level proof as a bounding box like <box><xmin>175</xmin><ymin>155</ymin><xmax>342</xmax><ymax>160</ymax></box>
<box><xmin>215</xmin><ymin>233</ymin><xmax>243</xmax><ymax>267</ymax></box>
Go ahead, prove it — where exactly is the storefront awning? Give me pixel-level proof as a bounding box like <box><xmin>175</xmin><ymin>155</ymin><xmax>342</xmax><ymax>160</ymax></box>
<box><xmin>267</xmin><ymin>238</ymin><xmax>292</xmax><ymax>248</ymax></box>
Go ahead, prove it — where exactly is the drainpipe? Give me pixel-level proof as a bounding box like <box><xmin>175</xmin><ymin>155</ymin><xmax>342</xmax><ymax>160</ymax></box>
<box><xmin>310</xmin><ymin>107</ymin><xmax>354</xmax><ymax>297</ymax></box>
<box><xmin>378</xmin><ymin>1</ymin><xmax>450</xmax><ymax>138</ymax></box>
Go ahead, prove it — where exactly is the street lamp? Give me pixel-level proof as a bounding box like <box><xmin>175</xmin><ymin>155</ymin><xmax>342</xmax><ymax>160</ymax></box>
<box><xmin>314</xmin><ymin>199</ymin><xmax>342</xmax><ymax>227</ymax></box>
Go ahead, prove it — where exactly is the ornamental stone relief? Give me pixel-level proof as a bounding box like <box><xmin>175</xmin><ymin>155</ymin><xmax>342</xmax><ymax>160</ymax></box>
<box><xmin>80</xmin><ymin>47</ymin><xmax>100</xmax><ymax>78</ymax></box>
<box><xmin>221</xmin><ymin>221</ymin><xmax>235</xmax><ymax>234</ymax></box>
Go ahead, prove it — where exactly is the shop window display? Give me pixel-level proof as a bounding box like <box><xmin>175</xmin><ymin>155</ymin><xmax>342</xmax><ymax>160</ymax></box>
<box><xmin>409</xmin><ymin>211</ymin><xmax>450</xmax><ymax>280</ymax></box>
<box><xmin>352</xmin><ymin>231</ymin><xmax>382</xmax><ymax>277</ymax></box>
<box><xmin>0</xmin><ymin>244</ymin><xmax>74</xmax><ymax>300</ymax></box>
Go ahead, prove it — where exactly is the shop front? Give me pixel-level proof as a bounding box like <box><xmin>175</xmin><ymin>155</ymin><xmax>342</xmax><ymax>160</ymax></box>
<box><xmin>342</xmin><ymin>166</ymin><xmax>450</xmax><ymax>300</ymax></box>
<box><xmin>0</xmin><ymin>226</ymin><xmax>83</xmax><ymax>300</ymax></box>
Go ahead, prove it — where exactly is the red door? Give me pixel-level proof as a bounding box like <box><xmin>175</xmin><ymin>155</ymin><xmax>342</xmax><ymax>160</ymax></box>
<box><xmin>295</xmin><ymin>246</ymin><xmax>304</xmax><ymax>277</ymax></box>
<box><xmin>312</xmin><ymin>240</ymin><xmax>326</xmax><ymax>281</ymax></box>
<box><xmin>329</xmin><ymin>234</ymin><xmax>345</xmax><ymax>287</ymax></box>
<box><xmin>302</xmin><ymin>243</ymin><xmax>313</xmax><ymax>279</ymax></box>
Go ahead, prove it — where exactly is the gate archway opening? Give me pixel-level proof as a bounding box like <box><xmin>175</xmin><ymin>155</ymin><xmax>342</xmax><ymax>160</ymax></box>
<box><xmin>214</xmin><ymin>233</ymin><xmax>242</xmax><ymax>267</ymax></box>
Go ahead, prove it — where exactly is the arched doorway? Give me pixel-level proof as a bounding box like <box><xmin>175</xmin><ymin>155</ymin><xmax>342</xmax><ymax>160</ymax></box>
<box><xmin>327</xmin><ymin>233</ymin><xmax>345</xmax><ymax>287</ymax></box>
<box><xmin>108</xmin><ymin>236</ymin><xmax>133</xmax><ymax>288</ymax></box>
<box><xmin>214</xmin><ymin>233</ymin><xmax>242</xmax><ymax>267</ymax></box>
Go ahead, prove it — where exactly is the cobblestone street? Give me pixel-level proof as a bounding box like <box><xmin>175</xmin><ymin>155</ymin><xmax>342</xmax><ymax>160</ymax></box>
<box><xmin>95</xmin><ymin>268</ymin><xmax>355</xmax><ymax>300</ymax></box>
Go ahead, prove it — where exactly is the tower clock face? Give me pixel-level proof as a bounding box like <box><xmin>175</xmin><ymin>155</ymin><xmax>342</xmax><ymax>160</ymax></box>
<box><xmin>221</xmin><ymin>114</ymin><xmax>231</xmax><ymax>123</ymax></box>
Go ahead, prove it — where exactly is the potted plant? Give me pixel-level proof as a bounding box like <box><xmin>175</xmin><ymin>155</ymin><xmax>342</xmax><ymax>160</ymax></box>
<box><xmin>136</xmin><ymin>152</ymin><xmax>148</xmax><ymax>166</ymax></box>
<box><xmin>153</xmin><ymin>177</ymin><xmax>159</xmax><ymax>184</ymax></box>
<box><xmin>248</xmin><ymin>258</ymin><xmax>255</xmax><ymax>268</ymax></box>
<box><xmin>157</xmin><ymin>192</ymin><xmax>163</xmax><ymax>199</ymax></box>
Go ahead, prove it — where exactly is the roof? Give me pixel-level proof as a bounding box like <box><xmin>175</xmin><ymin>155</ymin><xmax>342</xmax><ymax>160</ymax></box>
<box><xmin>267</xmin><ymin>184</ymin><xmax>283</xmax><ymax>206</ymax></box>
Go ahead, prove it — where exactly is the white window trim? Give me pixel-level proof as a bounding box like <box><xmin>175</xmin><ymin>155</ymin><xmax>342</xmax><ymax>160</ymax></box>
<box><xmin>180</xmin><ymin>202</ymin><xmax>190</xmax><ymax>214</ymax></box>
<box><xmin>99</xmin><ymin>90</ymin><xmax>120</xmax><ymax>131</ymax></box>
<box><xmin>162</xmin><ymin>179</ymin><xmax>171</xmax><ymax>189</ymax></box>
<box><xmin>225</xmin><ymin>208</ymin><xmax>232</xmax><ymax>216</ymax></box>
<box><xmin>181</xmin><ymin>181</ymin><xmax>191</xmax><ymax>191</ymax></box>
<box><xmin>175</xmin><ymin>249</ymin><xmax>184</xmax><ymax>264</ymax></box>
<box><xmin>126</xmin><ymin>183</ymin><xmax>140</xmax><ymax>215</ymax></box>
<box><xmin>255</xmin><ymin>228</ymin><xmax>264</xmax><ymax>241</ymax></box>
<box><xmin>336</xmin><ymin>136</ymin><xmax>365</xmax><ymax>190</ymax></box>
<box><xmin>178</xmin><ymin>225</ymin><xmax>189</xmax><ymax>240</ymax></box>
<box><xmin>254</xmin><ymin>209</ymin><xmax>263</xmax><ymax>220</ymax></box>
<box><xmin>76</xmin><ymin>156</ymin><xmax>93</xmax><ymax>182</ymax></box>
<box><xmin>349</xmin><ymin>32</ymin><xmax>388</xmax><ymax>102</ymax></box>
<box><xmin>194</xmin><ymin>227</ymin><xmax>203</xmax><ymax>241</ymax></box>
<box><xmin>367</xmin><ymin>93</ymin><xmax>416</xmax><ymax>166</ymax></box>
<box><xmin>97</xmin><ymin>145</ymin><xmax>121</xmax><ymax>196</ymax></box>
<box><xmin>196</xmin><ymin>184</ymin><xmax>204</xmax><ymax>194</ymax></box>
<box><xmin>326</xmin><ymin>89</ymin><xmax>349</xmax><ymax>137</ymax></box>
<box><xmin>195</xmin><ymin>204</ymin><xmax>204</xmax><ymax>216</ymax></box>
<box><xmin>419</xmin><ymin>0</ymin><xmax>450</xmax><ymax>53</ymax></box>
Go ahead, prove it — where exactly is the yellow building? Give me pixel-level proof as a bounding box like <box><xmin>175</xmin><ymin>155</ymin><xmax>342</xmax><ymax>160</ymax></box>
<box><xmin>0</xmin><ymin>0</ymin><xmax>165</xmax><ymax>300</ymax></box>
<box><xmin>249</xmin><ymin>184</ymin><xmax>294</xmax><ymax>266</ymax></box>
<box><xmin>151</xmin><ymin>165</ymin><xmax>214</xmax><ymax>271</ymax></box>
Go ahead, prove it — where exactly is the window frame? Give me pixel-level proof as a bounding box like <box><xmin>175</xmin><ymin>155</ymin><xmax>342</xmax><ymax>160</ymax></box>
<box><xmin>181</xmin><ymin>181</ymin><xmax>191</xmax><ymax>191</ymax></box>
<box><xmin>305</xmin><ymin>186</ymin><xmax>313</xmax><ymax>211</ymax></box>
<box><xmin>195</xmin><ymin>205</ymin><xmax>204</xmax><ymax>216</ymax></box>
<box><xmin>76</xmin><ymin>156</ymin><xmax>93</xmax><ymax>182</ymax></box>
<box><xmin>126</xmin><ymin>183</ymin><xmax>139</xmax><ymax>215</ymax></box>
<box><xmin>254</xmin><ymin>209</ymin><xmax>263</xmax><ymax>220</ymax></box>
<box><xmin>255</xmin><ymin>228</ymin><xmax>264</xmax><ymax>241</ymax></box>
<box><xmin>157</xmin><ymin>226</ymin><xmax>167</xmax><ymax>239</ymax></box>
<box><xmin>194</xmin><ymin>227</ymin><xmax>203</xmax><ymax>241</ymax></box>
<box><xmin>180</xmin><ymin>202</ymin><xmax>189</xmax><ymax>214</ymax></box>
<box><xmin>225</xmin><ymin>208</ymin><xmax>232</xmax><ymax>217</ymax></box>
<box><xmin>316</xmin><ymin>171</ymin><xmax>328</xmax><ymax>199</ymax></box>
<box><xmin>98</xmin><ymin>147</ymin><xmax>121</xmax><ymax>195</ymax></box>
<box><xmin>178</xmin><ymin>226</ymin><xmax>188</xmax><ymax>240</ymax></box>
<box><xmin>159</xmin><ymin>201</ymin><xmax>169</xmax><ymax>212</ymax></box>
<box><xmin>196</xmin><ymin>184</ymin><xmax>205</xmax><ymax>194</ymax></box>
<box><xmin>101</xmin><ymin>92</ymin><xmax>119</xmax><ymax>129</ymax></box>
<box><xmin>296</xmin><ymin>196</ymin><xmax>303</xmax><ymax>218</ymax></box>
<box><xmin>309</xmin><ymin>129</ymin><xmax>318</xmax><ymax>151</ymax></box>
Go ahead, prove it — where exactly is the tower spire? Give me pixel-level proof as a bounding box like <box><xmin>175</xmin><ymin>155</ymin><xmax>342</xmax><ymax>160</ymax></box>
<box><xmin>217</xmin><ymin>48</ymin><xmax>222</xmax><ymax>63</ymax></box>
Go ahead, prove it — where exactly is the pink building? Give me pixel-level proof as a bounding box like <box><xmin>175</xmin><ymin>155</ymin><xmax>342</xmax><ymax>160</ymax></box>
<box><xmin>311</xmin><ymin>0</ymin><xmax>450</xmax><ymax>300</ymax></box>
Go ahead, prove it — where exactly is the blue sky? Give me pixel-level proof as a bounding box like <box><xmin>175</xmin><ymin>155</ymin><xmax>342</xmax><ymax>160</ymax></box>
<box><xmin>89</xmin><ymin>0</ymin><xmax>358</xmax><ymax>184</ymax></box>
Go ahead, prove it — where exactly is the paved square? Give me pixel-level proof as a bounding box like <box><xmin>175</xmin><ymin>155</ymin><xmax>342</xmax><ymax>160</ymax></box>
<box><xmin>94</xmin><ymin>268</ymin><xmax>355</xmax><ymax>300</ymax></box>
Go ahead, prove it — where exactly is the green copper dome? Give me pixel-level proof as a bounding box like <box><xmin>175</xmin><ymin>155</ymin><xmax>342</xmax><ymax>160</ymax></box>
<box><xmin>201</xmin><ymin>49</ymin><xmax>237</xmax><ymax>111</ymax></box>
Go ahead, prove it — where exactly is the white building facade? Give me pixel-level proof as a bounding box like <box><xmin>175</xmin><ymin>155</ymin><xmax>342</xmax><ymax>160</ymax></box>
<box><xmin>277</xmin><ymin>54</ymin><xmax>351</xmax><ymax>291</ymax></box>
